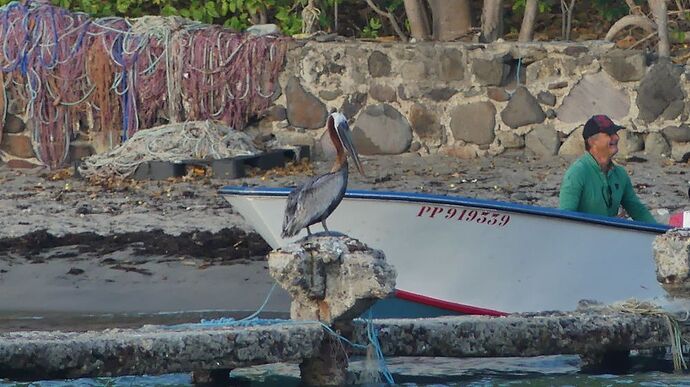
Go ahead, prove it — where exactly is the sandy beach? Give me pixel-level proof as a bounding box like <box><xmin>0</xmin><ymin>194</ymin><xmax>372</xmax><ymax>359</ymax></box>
<box><xmin>0</xmin><ymin>150</ymin><xmax>686</xmax><ymax>331</ymax></box>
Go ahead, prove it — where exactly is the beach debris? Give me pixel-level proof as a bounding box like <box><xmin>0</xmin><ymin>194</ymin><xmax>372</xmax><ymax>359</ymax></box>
<box><xmin>44</xmin><ymin>169</ymin><xmax>73</xmax><ymax>181</ymax></box>
<box><xmin>109</xmin><ymin>264</ymin><xmax>153</xmax><ymax>276</ymax></box>
<box><xmin>246</xmin><ymin>158</ymin><xmax>314</xmax><ymax>179</ymax></box>
<box><xmin>0</xmin><ymin>228</ymin><xmax>270</xmax><ymax>262</ymax></box>
<box><xmin>268</xmin><ymin>235</ymin><xmax>396</xmax><ymax>324</ymax></box>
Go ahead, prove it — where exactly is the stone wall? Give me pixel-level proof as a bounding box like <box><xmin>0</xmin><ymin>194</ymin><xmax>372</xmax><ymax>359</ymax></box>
<box><xmin>4</xmin><ymin>39</ymin><xmax>690</xmax><ymax>168</ymax></box>
<box><xmin>266</xmin><ymin>40</ymin><xmax>690</xmax><ymax>161</ymax></box>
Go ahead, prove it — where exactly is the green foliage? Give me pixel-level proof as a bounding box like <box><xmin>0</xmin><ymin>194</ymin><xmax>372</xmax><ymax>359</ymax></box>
<box><xmin>274</xmin><ymin>6</ymin><xmax>302</xmax><ymax>36</ymax></box>
<box><xmin>361</xmin><ymin>17</ymin><xmax>382</xmax><ymax>38</ymax></box>
<box><xmin>0</xmin><ymin>0</ymin><xmax>409</xmax><ymax>39</ymax></box>
<box><xmin>590</xmin><ymin>0</ymin><xmax>634</xmax><ymax>22</ymax></box>
<box><xmin>385</xmin><ymin>0</ymin><xmax>403</xmax><ymax>13</ymax></box>
<box><xmin>12</xmin><ymin>0</ymin><xmax>305</xmax><ymax>34</ymax></box>
<box><xmin>672</xmin><ymin>28</ymin><xmax>686</xmax><ymax>44</ymax></box>
<box><xmin>512</xmin><ymin>0</ymin><xmax>553</xmax><ymax>14</ymax></box>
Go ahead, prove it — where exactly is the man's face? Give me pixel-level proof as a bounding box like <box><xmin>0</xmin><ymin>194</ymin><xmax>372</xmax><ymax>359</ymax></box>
<box><xmin>589</xmin><ymin>133</ymin><xmax>619</xmax><ymax>158</ymax></box>
<box><xmin>589</xmin><ymin>132</ymin><xmax>619</xmax><ymax>159</ymax></box>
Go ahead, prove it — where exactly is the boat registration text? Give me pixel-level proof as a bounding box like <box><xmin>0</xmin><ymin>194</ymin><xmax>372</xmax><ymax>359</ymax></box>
<box><xmin>416</xmin><ymin>205</ymin><xmax>511</xmax><ymax>227</ymax></box>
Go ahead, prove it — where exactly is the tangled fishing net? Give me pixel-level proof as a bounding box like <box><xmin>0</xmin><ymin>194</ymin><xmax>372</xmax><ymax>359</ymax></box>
<box><xmin>77</xmin><ymin>120</ymin><xmax>258</xmax><ymax>179</ymax></box>
<box><xmin>0</xmin><ymin>1</ymin><xmax>289</xmax><ymax>169</ymax></box>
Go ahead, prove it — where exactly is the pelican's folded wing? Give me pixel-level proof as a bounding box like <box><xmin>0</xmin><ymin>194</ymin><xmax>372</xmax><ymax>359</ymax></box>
<box><xmin>295</xmin><ymin>171</ymin><xmax>344</xmax><ymax>220</ymax></box>
<box><xmin>281</xmin><ymin>171</ymin><xmax>345</xmax><ymax>237</ymax></box>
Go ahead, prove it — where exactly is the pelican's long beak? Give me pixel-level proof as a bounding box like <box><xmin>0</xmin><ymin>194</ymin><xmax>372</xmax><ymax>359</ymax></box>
<box><xmin>337</xmin><ymin>121</ymin><xmax>366</xmax><ymax>176</ymax></box>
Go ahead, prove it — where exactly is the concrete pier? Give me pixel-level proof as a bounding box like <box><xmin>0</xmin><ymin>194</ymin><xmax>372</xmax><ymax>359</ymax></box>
<box><xmin>0</xmin><ymin>322</ymin><xmax>324</xmax><ymax>381</ymax></box>
<box><xmin>348</xmin><ymin>310</ymin><xmax>679</xmax><ymax>358</ymax></box>
<box><xmin>0</xmin><ymin>309</ymin><xmax>686</xmax><ymax>381</ymax></box>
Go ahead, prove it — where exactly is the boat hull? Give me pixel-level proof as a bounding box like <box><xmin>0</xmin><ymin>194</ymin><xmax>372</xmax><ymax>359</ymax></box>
<box><xmin>221</xmin><ymin>187</ymin><xmax>670</xmax><ymax>315</ymax></box>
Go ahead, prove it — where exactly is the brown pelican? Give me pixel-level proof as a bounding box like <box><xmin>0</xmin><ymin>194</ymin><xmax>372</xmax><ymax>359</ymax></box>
<box><xmin>281</xmin><ymin>112</ymin><xmax>365</xmax><ymax>238</ymax></box>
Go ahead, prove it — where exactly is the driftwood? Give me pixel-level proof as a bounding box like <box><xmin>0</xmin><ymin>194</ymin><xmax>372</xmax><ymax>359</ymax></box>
<box><xmin>604</xmin><ymin>15</ymin><xmax>657</xmax><ymax>41</ymax></box>
<box><xmin>674</xmin><ymin>0</ymin><xmax>685</xmax><ymax>17</ymax></box>
<box><xmin>605</xmin><ymin>0</ymin><xmax>684</xmax><ymax>58</ymax></box>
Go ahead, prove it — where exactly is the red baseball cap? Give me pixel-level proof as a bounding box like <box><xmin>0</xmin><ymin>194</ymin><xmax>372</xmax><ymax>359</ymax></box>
<box><xmin>582</xmin><ymin>115</ymin><xmax>625</xmax><ymax>140</ymax></box>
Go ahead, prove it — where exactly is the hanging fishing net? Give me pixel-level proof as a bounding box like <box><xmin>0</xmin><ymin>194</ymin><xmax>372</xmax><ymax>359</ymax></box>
<box><xmin>0</xmin><ymin>2</ymin><xmax>289</xmax><ymax>169</ymax></box>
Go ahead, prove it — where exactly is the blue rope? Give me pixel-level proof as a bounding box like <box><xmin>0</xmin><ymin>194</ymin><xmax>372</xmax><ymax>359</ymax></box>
<box><xmin>1</xmin><ymin>2</ymin><xmax>26</xmax><ymax>73</ymax></box>
<box><xmin>19</xmin><ymin>4</ymin><xmax>31</xmax><ymax>76</ymax></box>
<box><xmin>67</xmin><ymin>18</ymin><xmax>90</xmax><ymax>58</ymax></box>
<box><xmin>365</xmin><ymin>311</ymin><xmax>394</xmax><ymax>384</ymax></box>
<box><xmin>319</xmin><ymin>321</ymin><xmax>367</xmax><ymax>350</ymax></box>
<box><xmin>200</xmin><ymin>282</ymin><xmax>279</xmax><ymax>326</ymax></box>
<box><xmin>36</xmin><ymin>6</ymin><xmax>59</xmax><ymax>69</ymax></box>
<box><xmin>516</xmin><ymin>56</ymin><xmax>522</xmax><ymax>86</ymax></box>
<box><xmin>163</xmin><ymin>282</ymin><xmax>394</xmax><ymax>384</ymax></box>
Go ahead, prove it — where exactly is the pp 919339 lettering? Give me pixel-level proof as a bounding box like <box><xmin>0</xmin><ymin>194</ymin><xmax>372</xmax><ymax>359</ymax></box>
<box><xmin>416</xmin><ymin>205</ymin><xmax>510</xmax><ymax>227</ymax></box>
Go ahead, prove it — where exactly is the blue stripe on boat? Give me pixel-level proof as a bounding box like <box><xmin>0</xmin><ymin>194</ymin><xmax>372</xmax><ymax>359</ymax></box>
<box><xmin>219</xmin><ymin>186</ymin><xmax>670</xmax><ymax>234</ymax></box>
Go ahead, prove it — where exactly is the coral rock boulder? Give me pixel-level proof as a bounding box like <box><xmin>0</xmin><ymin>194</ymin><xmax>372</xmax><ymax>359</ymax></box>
<box><xmin>268</xmin><ymin>235</ymin><xmax>396</xmax><ymax>324</ymax></box>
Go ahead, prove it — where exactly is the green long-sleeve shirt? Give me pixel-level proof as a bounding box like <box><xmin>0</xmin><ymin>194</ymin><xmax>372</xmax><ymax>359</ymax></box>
<box><xmin>559</xmin><ymin>153</ymin><xmax>657</xmax><ymax>223</ymax></box>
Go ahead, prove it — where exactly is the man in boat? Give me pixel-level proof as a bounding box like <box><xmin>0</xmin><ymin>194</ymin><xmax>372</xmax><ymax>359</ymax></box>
<box><xmin>559</xmin><ymin>114</ymin><xmax>657</xmax><ymax>223</ymax></box>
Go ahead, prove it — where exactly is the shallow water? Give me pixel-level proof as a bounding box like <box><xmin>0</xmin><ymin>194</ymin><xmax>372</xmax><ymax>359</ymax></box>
<box><xmin>3</xmin><ymin>356</ymin><xmax>690</xmax><ymax>386</ymax></box>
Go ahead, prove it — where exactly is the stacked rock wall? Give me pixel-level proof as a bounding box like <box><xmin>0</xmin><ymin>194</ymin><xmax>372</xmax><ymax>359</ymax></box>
<box><xmin>4</xmin><ymin>39</ymin><xmax>690</xmax><ymax>167</ymax></box>
<box><xmin>268</xmin><ymin>40</ymin><xmax>690</xmax><ymax>161</ymax></box>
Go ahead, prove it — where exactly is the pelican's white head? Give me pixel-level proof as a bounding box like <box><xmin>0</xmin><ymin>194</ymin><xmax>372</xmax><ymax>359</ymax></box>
<box><xmin>330</xmin><ymin>112</ymin><xmax>365</xmax><ymax>176</ymax></box>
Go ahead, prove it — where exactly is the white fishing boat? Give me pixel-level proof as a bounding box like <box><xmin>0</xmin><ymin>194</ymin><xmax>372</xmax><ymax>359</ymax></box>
<box><xmin>220</xmin><ymin>186</ymin><xmax>670</xmax><ymax>317</ymax></box>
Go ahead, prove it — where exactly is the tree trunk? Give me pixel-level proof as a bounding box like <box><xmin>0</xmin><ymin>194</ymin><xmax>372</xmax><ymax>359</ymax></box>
<box><xmin>404</xmin><ymin>0</ymin><xmax>431</xmax><ymax>41</ymax></box>
<box><xmin>427</xmin><ymin>0</ymin><xmax>472</xmax><ymax>41</ymax></box>
<box><xmin>649</xmin><ymin>0</ymin><xmax>670</xmax><ymax>58</ymax></box>
<box><xmin>480</xmin><ymin>0</ymin><xmax>504</xmax><ymax>42</ymax></box>
<box><xmin>561</xmin><ymin>0</ymin><xmax>577</xmax><ymax>40</ymax></box>
<box><xmin>519</xmin><ymin>0</ymin><xmax>539</xmax><ymax>42</ymax></box>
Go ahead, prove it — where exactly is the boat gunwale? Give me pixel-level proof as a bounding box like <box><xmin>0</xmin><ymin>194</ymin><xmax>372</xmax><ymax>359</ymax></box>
<box><xmin>219</xmin><ymin>186</ymin><xmax>670</xmax><ymax>234</ymax></box>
